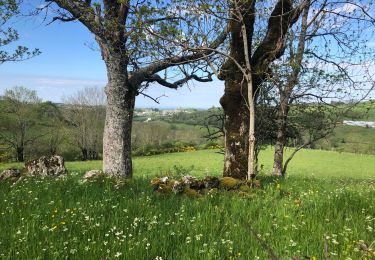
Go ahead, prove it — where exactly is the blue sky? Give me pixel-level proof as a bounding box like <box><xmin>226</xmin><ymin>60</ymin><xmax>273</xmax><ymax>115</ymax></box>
<box><xmin>1</xmin><ymin>1</ymin><xmax>374</xmax><ymax>107</ymax></box>
<box><xmin>0</xmin><ymin>2</ymin><xmax>225</xmax><ymax>108</ymax></box>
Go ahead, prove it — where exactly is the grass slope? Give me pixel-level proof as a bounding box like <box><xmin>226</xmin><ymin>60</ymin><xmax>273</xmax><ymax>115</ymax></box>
<box><xmin>0</xmin><ymin>149</ymin><xmax>374</xmax><ymax>259</ymax></box>
<box><xmin>316</xmin><ymin>124</ymin><xmax>375</xmax><ymax>155</ymax></box>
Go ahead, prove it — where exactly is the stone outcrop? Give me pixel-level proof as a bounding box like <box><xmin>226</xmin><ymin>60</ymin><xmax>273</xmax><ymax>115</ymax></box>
<box><xmin>0</xmin><ymin>169</ymin><xmax>21</xmax><ymax>181</ymax></box>
<box><xmin>25</xmin><ymin>155</ymin><xmax>66</xmax><ymax>177</ymax></box>
<box><xmin>203</xmin><ymin>176</ymin><xmax>220</xmax><ymax>189</ymax></box>
<box><xmin>151</xmin><ymin>175</ymin><xmax>261</xmax><ymax>197</ymax></box>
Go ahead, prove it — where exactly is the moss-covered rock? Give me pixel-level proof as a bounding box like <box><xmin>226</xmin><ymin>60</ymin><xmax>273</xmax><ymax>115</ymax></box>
<box><xmin>151</xmin><ymin>177</ymin><xmax>170</xmax><ymax>190</ymax></box>
<box><xmin>157</xmin><ymin>184</ymin><xmax>173</xmax><ymax>194</ymax></box>
<box><xmin>220</xmin><ymin>177</ymin><xmax>240</xmax><ymax>190</ymax></box>
<box><xmin>183</xmin><ymin>188</ymin><xmax>201</xmax><ymax>198</ymax></box>
<box><xmin>151</xmin><ymin>175</ymin><xmax>261</xmax><ymax>197</ymax></box>
<box><xmin>239</xmin><ymin>185</ymin><xmax>251</xmax><ymax>192</ymax></box>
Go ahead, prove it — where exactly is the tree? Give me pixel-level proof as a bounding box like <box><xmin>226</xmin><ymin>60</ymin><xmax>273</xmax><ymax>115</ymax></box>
<box><xmin>0</xmin><ymin>86</ymin><xmax>60</xmax><ymax>161</ymax></box>
<box><xmin>268</xmin><ymin>0</ymin><xmax>375</xmax><ymax>176</ymax></box>
<box><xmin>0</xmin><ymin>0</ymin><xmax>40</xmax><ymax>64</ymax></box>
<box><xmin>63</xmin><ymin>87</ymin><xmax>106</xmax><ymax>161</ymax></box>
<box><xmin>282</xmin><ymin>104</ymin><xmax>339</xmax><ymax>173</ymax></box>
<box><xmin>213</xmin><ymin>0</ymin><xmax>307</xmax><ymax>179</ymax></box>
<box><xmin>39</xmin><ymin>0</ymin><xmax>228</xmax><ymax>177</ymax></box>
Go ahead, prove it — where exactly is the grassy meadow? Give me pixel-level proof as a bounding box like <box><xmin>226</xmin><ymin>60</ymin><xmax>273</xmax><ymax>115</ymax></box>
<box><xmin>0</xmin><ymin>149</ymin><xmax>374</xmax><ymax>259</ymax></box>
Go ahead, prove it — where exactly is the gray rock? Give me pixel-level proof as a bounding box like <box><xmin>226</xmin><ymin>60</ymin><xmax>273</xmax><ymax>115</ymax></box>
<box><xmin>160</xmin><ymin>176</ymin><xmax>169</xmax><ymax>184</ymax></box>
<box><xmin>203</xmin><ymin>176</ymin><xmax>220</xmax><ymax>189</ymax></box>
<box><xmin>180</xmin><ymin>175</ymin><xmax>205</xmax><ymax>190</ymax></box>
<box><xmin>172</xmin><ymin>180</ymin><xmax>185</xmax><ymax>194</ymax></box>
<box><xmin>82</xmin><ymin>170</ymin><xmax>104</xmax><ymax>182</ymax></box>
<box><xmin>0</xmin><ymin>169</ymin><xmax>21</xmax><ymax>181</ymax></box>
<box><xmin>25</xmin><ymin>155</ymin><xmax>66</xmax><ymax>177</ymax></box>
<box><xmin>181</xmin><ymin>175</ymin><xmax>197</xmax><ymax>185</ymax></box>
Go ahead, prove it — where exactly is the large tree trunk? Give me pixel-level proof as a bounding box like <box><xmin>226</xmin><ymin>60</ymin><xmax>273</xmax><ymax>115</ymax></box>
<box><xmin>219</xmin><ymin>1</ymin><xmax>255</xmax><ymax>179</ymax></box>
<box><xmin>220</xmin><ymin>80</ymin><xmax>249</xmax><ymax>179</ymax></box>
<box><xmin>81</xmin><ymin>148</ymin><xmax>88</xmax><ymax>161</ymax></box>
<box><xmin>102</xmin><ymin>50</ymin><xmax>136</xmax><ymax>178</ymax></box>
<box><xmin>103</xmin><ymin>76</ymin><xmax>135</xmax><ymax>177</ymax></box>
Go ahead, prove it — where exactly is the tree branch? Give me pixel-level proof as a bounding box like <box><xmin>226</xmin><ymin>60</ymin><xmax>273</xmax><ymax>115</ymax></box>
<box><xmin>146</xmin><ymin>72</ymin><xmax>213</xmax><ymax>89</ymax></box>
<box><xmin>130</xmin><ymin>22</ymin><xmax>231</xmax><ymax>84</ymax></box>
<box><xmin>46</xmin><ymin>0</ymin><xmax>105</xmax><ymax>38</ymax></box>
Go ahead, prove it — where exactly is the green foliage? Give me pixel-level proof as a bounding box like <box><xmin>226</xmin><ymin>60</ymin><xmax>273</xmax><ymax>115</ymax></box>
<box><xmin>0</xmin><ymin>149</ymin><xmax>373</xmax><ymax>259</ymax></box>
<box><xmin>0</xmin><ymin>147</ymin><xmax>12</xmax><ymax>162</ymax></box>
<box><xmin>0</xmin><ymin>0</ymin><xmax>40</xmax><ymax>64</ymax></box>
<box><xmin>133</xmin><ymin>140</ymin><xmax>198</xmax><ymax>156</ymax></box>
<box><xmin>344</xmin><ymin>101</ymin><xmax>375</xmax><ymax>121</ymax></box>
<box><xmin>0</xmin><ymin>87</ymin><xmax>62</xmax><ymax>161</ymax></box>
<box><xmin>0</xmin><ymin>85</ymin><xmax>372</xmax><ymax>162</ymax></box>
<box><xmin>0</xmin><ymin>90</ymin><xmax>221</xmax><ymax>162</ymax></box>
<box><xmin>163</xmin><ymin>107</ymin><xmax>222</xmax><ymax>128</ymax></box>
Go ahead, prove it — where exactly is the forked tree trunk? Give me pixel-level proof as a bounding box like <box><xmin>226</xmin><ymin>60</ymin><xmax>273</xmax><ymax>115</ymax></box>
<box><xmin>102</xmin><ymin>52</ymin><xmax>136</xmax><ymax>178</ymax></box>
<box><xmin>219</xmin><ymin>1</ymin><xmax>256</xmax><ymax>180</ymax></box>
<box><xmin>272</xmin><ymin>93</ymin><xmax>288</xmax><ymax>177</ymax></box>
<box><xmin>220</xmin><ymin>0</ymin><xmax>300</xmax><ymax>179</ymax></box>
<box><xmin>272</xmin><ymin>138</ymin><xmax>284</xmax><ymax>176</ymax></box>
<box><xmin>273</xmin><ymin>4</ymin><xmax>310</xmax><ymax>177</ymax></box>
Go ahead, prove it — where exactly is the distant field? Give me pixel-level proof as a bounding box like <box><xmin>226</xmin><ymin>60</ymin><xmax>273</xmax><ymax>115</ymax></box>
<box><xmin>315</xmin><ymin>124</ymin><xmax>375</xmax><ymax>155</ymax></box>
<box><xmin>347</xmin><ymin>101</ymin><xmax>375</xmax><ymax>121</ymax></box>
<box><xmin>0</xmin><ymin>149</ymin><xmax>374</xmax><ymax>259</ymax></box>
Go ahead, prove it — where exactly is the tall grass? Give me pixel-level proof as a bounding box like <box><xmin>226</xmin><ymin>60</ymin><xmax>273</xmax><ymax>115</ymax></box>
<box><xmin>0</xmin><ymin>149</ymin><xmax>374</xmax><ymax>259</ymax></box>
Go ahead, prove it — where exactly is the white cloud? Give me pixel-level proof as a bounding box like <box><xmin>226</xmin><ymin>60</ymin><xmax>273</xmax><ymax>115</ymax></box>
<box><xmin>33</xmin><ymin>77</ymin><xmax>106</xmax><ymax>87</ymax></box>
<box><xmin>0</xmin><ymin>74</ymin><xmax>106</xmax><ymax>103</ymax></box>
<box><xmin>333</xmin><ymin>3</ymin><xmax>360</xmax><ymax>14</ymax></box>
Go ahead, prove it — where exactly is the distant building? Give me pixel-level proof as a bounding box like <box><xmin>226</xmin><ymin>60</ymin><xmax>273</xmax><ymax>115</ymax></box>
<box><xmin>343</xmin><ymin>120</ymin><xmax>375</xmax><ymax>128</ymax></box>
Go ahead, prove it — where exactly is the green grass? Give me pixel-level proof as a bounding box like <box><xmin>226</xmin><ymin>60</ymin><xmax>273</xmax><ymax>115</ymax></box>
<box><xmin>346</xmin><ymin>101</ymin><xmax>375</xmax><ymax>121</ymax></box>
<box><xmin>0</xmin><ymin>149</ymin><xmax>374</xmax><ymax>259</ymax></box>
<box><xmin>2</xmin><ymin>148</ymin><xmax>374</xmax><ymax>179</ymax></box>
